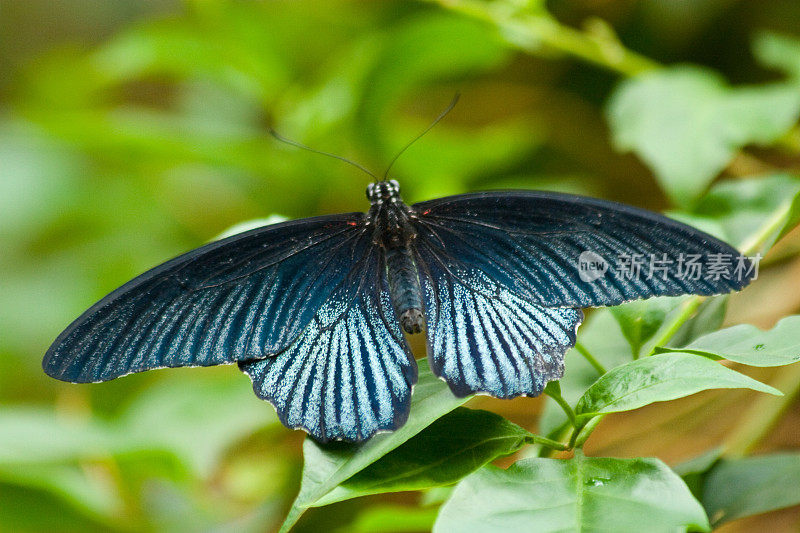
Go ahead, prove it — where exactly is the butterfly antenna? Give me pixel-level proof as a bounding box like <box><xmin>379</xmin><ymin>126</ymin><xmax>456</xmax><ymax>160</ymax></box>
<box><xmin>382</xmin><ymin>92</ymin><xmax>460</xmax><ymax>181</ymax></box>
<box><xmin>268</xmin><ymin>128</ymin><xmax>378</xmax><ymax>180</ymax></box>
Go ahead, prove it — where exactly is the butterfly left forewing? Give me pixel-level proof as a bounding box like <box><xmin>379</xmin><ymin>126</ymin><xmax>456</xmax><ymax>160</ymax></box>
<box><xmin>43</xmin><ymin>214</ymin><xmax>373</xmax><ymax>383</ymax></box>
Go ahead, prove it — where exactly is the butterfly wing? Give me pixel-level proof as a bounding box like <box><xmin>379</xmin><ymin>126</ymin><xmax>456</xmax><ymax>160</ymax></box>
<box><xmin>414</xmin><ymin>191</ymin><xmax>754</xmax><ymax>309</ymax></box>
<box><xmin>239</xmin><ymin>245</ymin><xmax>417</xmax><ymax>442</ymax></box>
<box><xmin>412</xmin><ymin>190</ymin><xmax>753</xmax><ymax>398</ymax></box>
<box><xmin>44</xmin><ymin>213</ymin><xmax>378</xmax><ymax>383</ymax></box>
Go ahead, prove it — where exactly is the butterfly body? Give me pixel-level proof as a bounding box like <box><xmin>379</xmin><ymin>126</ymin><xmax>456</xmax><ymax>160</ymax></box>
<box><xmin>44</xmin><ymin>181</ymin><xmax>756</xmax><ymax>442</ymax></box>
<box><xmin>367</xmin><ymin>180</ymin><xmax>426</xmax><ymax>335</ymax></box>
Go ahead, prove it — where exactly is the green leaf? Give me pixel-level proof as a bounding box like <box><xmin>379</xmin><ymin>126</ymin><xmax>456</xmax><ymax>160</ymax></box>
<box><xmin>315</xmin><ymin>408</ymin><xmax>531</xmax><ymax>506</ymax></box>
<box><xmin>0</xmin><ymin>408</ymin><xmax>122</xmax><ymax>465</ymax></box>
<box><xmin>610</xmin><ymin>297</ymin><xmax>677</xmax><ymax>356</ymax></box>
<box><xmin>672</xmin><ymin>448</ymin><xmax>723</xmax><ymax>502</ymax></box>
<box><xmin>607</xmin><ymin>66</ymin><xmax>800</xmax><ymax>206</ymax></box>
<box><xmin>675</xmin><ymin>174</ymin><xmax>800</xmax><ymax>253</ymax></box>
<box><xmin>434</xmin><ymin>453</ymin><xmax>710</xmax><ymax>532</ymax></box>
<box><xmin>669</xmin><ymin>296</ymin><xmax>728</xmax><ymax>349</ymax></box>
<box><xmin>538</xmin><ymin>309</ymin><xmax>632</xmax><ymax>435</ymax></box>
<box><xmin>657</xmin><ymin>315</ymin><xmax>800</xmax><ymax>367</ymax></box>
<box><xmin>753</xmin><ymin>31</ymin><xmax>800</xmax><ymax>82</ymax></box>
<box><xmin>118</xmin><ymin>372</ymin><xmax>277</xmax><ymax>474</ymax></box>
<box><xmin>344</xmin><ymin>504</ymin><xmax>439</xmax><ymax>533</ymax></box>
<box><xmin>702</xmin><ymin>453</ymin><xmax>800</xmax><ymax>526</ymax></box>
<box><xmin>575</xmin><ymin>353</ymin><xmax>781</xmax><ymax>417</ymax></box>
<box><xmin>279</xmin><ymin>359</ymin><xmax>471</xmax><ymax>533</ymax></box>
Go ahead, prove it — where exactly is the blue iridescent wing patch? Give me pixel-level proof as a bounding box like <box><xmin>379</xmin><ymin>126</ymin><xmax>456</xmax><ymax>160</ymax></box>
<box><xmin>239</xmin><ymin>247</ymin><xmax>417</xmax><ymax>442</ymax></box>
<box><xmin>415</xmin><ymin>245</ymin><xmax>582</xmax><ymax>398</ymax></box>
<box><xmin>43</xmin><ymin>214</ymin><xmax>372</xmax><ymax>383</ymax></box>
<box><xmin>413</xmin><ymin>191</ymin><xmax>755</xmax><ymax>309</ymax></box>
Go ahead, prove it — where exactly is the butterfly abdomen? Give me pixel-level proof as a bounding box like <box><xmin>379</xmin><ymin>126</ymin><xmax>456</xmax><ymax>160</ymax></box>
<box><xmin>385</xmin><ymin>245</ymin><xmax>424</xmax><ymax>334</ymax></box>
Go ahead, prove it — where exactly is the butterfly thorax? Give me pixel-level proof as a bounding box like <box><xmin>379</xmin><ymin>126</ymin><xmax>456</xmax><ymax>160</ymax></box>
<box><xmin>366</xmin><ymin>180</ymin><xmax>425</xmax><ymax>335</ymax></box>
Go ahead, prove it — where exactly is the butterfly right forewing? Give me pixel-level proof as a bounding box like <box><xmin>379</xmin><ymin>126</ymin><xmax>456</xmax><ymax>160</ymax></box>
<box><xmin>413</xmin><ymin>191</ymin><xmax>754</xmax><ymax>309</ymax></box>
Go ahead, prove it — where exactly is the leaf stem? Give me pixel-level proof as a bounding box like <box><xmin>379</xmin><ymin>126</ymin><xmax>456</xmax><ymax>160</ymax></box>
<box><xmin>528</xmin><ymin>434</ymin><xmax>570</xmax><ymax>451</ymax></box>
<box><xmin>537</xmin><ymin>421</ymin><xmax>572</xmax><ymax>457</ymax></box>
<box><xmin>544</xmin><ymin>382</ymin><xmax>578</xmax><ymax>428</ymax></box>
<box><xmin>574</xmin><ymin>341</ymin><xmax>607</xmax><ymax>374</ymax></box>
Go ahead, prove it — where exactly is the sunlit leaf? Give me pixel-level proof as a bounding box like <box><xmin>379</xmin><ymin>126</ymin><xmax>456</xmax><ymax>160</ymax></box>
<box><xmin>607</xmin><ymin>66</ymin><xmax>800</xmax><ymax>206</ymax></box>
<box><xmin>753</xmin><ymin>31</ymin><xmax>800</xmax><ymax>82</ymax></box>
<box><xmin>0</xmin><ymin>408</ymin><xmax>120</xmax><ymax>465</ymax></box>
<box><xmin>119</xmin><ymin>372</ymin><xmax>277</xmax><ymax>474</ymax></box>
<box><xmin>575</xmin><ymin>353</ymin><xmax>781</xmax><ymax>417</ymax></box>
<box><xmin>672</xmin><ymin>174</ymin><xmax>800</xmax><ymax>253</ymax></box>
<box><xmin>344</xmin><ymin>504</ymin><xmax>439</xmax><ymax>533</ymax></box>
<box><xmin>657</xmin><ymin>315</ymin><xmax>800</xmax><ymax>367</ymax></box>
<box><xmin>434</xmin><ymin>453</ymin><xmax>710</xmax><ymax>532</ymax></box>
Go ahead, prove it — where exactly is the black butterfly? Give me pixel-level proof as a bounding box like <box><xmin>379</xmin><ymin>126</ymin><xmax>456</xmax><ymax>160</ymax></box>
<box><xmin>43</xmin><ymin>180</ymin><xmax>754</xmax><ymax>442</ymax></box>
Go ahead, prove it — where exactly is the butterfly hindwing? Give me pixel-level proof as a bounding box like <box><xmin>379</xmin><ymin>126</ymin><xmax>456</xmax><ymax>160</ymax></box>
<box><xmin>43</xmin><ymin>214</ymin><xmax>373</xmax><ymax>383</ymax></box>
<box><xmin>239</xmin><ymin>248</ymin><xmax>418</xmax><ymax>442</ymax></box>
<box><xmin>416</xmin><ymin>244</ymin><xmax>582</xmax><ymax>398</ymax></box>
<box><xmin>414</xmin><ymin>191</ymin><xmax>754</xmax><ymax>309</ymax></box>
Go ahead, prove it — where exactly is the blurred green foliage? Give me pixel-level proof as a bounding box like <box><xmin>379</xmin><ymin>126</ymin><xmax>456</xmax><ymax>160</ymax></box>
<box><xmin>3</xmin><ymin>0</ymin><xmax>800</xmax><ymax>531</ymax></box>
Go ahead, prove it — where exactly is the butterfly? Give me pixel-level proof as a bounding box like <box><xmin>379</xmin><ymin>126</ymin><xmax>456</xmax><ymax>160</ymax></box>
<box><xmin>43</xmin><ymin>178</ymin><xmax>755</xmax><ymax>442</ymax></box>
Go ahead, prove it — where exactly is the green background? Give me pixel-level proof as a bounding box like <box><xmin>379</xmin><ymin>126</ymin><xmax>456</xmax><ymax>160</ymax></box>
<box><xmin>2</xmin><ymin>1</ymin><xmax>800</xmax><ymax>531</ymax></box>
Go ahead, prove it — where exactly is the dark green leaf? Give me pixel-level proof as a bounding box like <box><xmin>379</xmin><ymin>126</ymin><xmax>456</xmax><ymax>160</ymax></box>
<box><xmin>279</xmin><ymin>359</ymin><xmax>471</xmax><ymax>532</ymax></box>
<box><xmin>575</xmin><ymin>353</ymin><xmax>781</xmax><ymax>417</ymax></box>
<box><xmin>702</xmin><ymin>453</ymin><xmax>800</xmax><ymax>526</ymax></box>
<box><xmin>657</xmin><ymin>315</ymin><xmax>800</xmax><ymax>367</ymax></box>
<box><xmin>315</xmin><ymin>408</ymin><xmax>531</xmax><ymax>506</ymax></box>
<box><xmin>607</xmin><ymin>66</ymin><xmax>800</xmax><ymax>206</ymax></box>
<box><xmin>434</xmin><ymin>453</ymin><xmax>710</xmax><ymax>532</ymax></box>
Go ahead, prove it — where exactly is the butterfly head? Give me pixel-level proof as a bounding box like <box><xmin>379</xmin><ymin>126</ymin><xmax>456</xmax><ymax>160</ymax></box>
<box><xmin>366</xmin><ymin>180</ymin><xmax>401</xmax><ymax>205</ymax></box>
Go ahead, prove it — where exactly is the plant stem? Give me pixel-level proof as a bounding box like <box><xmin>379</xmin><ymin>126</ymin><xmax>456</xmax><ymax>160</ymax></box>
<box><xmin>645</xmin><ymin>297</ymin><xmax>703</xmax><ymax>356</ymax></box>
<box><xmin>738</xmin><ymin>199</ymin><xmax>794</xmax><ymax>256</ymax></box>
<box><xmin>645</xmin><ymin>201</ymin><xmax>792</xmax><ymax>355</ymax></box>
<box><xmin>427</xmin><ymin>0</ymin><xmax>659</xmax><ymax>76</ymax></box>
<box><xmin>574</xmin><ymin>341</ymin><xmax>607</xmax><ymax>374</ymax></box>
